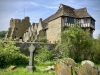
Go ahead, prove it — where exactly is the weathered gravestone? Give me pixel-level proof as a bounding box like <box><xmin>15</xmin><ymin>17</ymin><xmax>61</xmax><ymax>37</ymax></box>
<box><xmin>81</xmin><ymin>60</ymin><xmax>94</xmax><ymax>67</ymax></box>
<box><xmin>64</xmin><ymin>58</ymin><xmax>78</xmax><ymax>75</ymax></box>
<box><xmin>55</xmin><ymin>61</ymin><xmax>72</xmax><ymax>75</ymax></box>
<box><xmin>78</xmin><ymin>63</ymin><xmax>99</xmax><ymax>75</ymax></box>
<box><xmin>65</xmin><ymin>58</ymin><xmax>77</xmax><ymax>70</ymax></box>
<box><xmin>98</xmin><ymin>67</ymin><xmax>100</xmax><ymax>74</ymax></box>
<box><xmin>6</xmin><ymin>66</ymin><xmax>16</xmax><ymax>71</ymax></box>
<box><xmin>26</xmin><ymin>44</ymin><xmax>36</xmax><ymax>72</ymax></box>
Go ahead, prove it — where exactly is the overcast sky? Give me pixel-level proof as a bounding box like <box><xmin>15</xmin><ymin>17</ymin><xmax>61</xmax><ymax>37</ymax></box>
<box><xmin>0</xmin><ymin>0</ymin><xmax>100</xmax><ymax>38</ymax></box>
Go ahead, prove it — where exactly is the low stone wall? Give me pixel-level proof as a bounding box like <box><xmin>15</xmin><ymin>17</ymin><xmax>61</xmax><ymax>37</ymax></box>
<box><xmin>16</xmin><ymin>42</ymin><xmax>56</xmax><ymax>56</ymax></box>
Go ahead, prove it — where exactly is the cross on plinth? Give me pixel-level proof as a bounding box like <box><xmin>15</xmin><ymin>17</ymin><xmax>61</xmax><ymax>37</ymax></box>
<box><xmin>26</xmin><ymin>44</ymin><xmax>36</xmax><ymax>72</ymax></box>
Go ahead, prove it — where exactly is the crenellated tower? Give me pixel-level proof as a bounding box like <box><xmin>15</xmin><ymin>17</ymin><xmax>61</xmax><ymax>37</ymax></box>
<box><xmin>6</xmin><ymin>16</ymin><xmax>31</xmax><ymax>41</ymax></box>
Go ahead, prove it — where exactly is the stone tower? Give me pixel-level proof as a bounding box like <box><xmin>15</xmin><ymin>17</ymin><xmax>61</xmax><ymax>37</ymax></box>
<box><xmin>6</xmin><ymin>16</ymin><xmax>31</xmax><ymax>41</ymax></box>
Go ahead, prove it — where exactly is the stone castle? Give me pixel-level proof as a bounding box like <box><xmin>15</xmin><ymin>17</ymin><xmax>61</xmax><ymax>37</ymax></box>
<box><xmin>5</xmin><ymin>4</ymin><xmax>95</xmax><ymax>43</ymax></box>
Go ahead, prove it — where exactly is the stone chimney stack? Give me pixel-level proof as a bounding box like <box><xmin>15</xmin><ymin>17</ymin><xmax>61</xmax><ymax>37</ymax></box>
<box><xmin>39</xmin><ymin>18</ymin><xmax>42</xmax><ymax>22</ymax></box>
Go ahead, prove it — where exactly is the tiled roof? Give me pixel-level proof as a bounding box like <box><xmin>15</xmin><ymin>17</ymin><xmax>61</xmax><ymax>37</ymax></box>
<box><xmin>42</xmin><ymin>4</ymin><xmax>95</xmax><ymax>29</ymax></box>
<box><xmin>74</xmin><ymin>7</ymin><xmax>92</xmax><ymax>18</ymax></box>
<box><xmin>62</xmin><ymin>4</ymin><xmax>76</xmax><ymax>17</ymax></box>
<box><xmin>43</xmin><ymin>7</ymin><xmax>63</xmax><ymax>23</ymax></box>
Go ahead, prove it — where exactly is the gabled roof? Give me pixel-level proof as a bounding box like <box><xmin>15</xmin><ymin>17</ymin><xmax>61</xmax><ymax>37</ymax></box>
<box><xmin>43</xmin><ymin>6</ymin><xmax>64</xmax><ymax>23</ymax></box>
<box><xmin>61</xmin><ymin>4</ymin><xmax>75</xmax><ymax>17</ymax></box>
<box><xmin>74</xmin><ymin>7</ymin><xmax>92</xmax><ymax>18</ymax></box>
<box><xmin>43</xmin><ymin>4</ymin><xmax>76</xmax><ymax>23</ymax></box>
<box><xmin>42</xmin><ymin>4</ymin><xmax>95</xmax><ymax>29</ymax></box>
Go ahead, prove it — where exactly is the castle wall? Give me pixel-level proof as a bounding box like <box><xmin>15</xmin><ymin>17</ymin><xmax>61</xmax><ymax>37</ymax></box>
<box><xmin>16</xmin><ymin>17</ymin><xmax>31</xmax><ymax>39</ymax></box>
<box><xmin>37</xmin><ymin>18</ymin><xmax>43</xmax><ymax>35</ymax></box>
<box><xmin>7</xmin><ymin>17</ymin><xmax>31</xmax><ymax>40</ymax></box>
<box><xmin>23</xmin><ymin>25</ymin><xmax>37</xmax><ymax>42</ymax></box>
<box><xmin>22</xmin><ymin>18</ymin><xmax>46</xmax><ymax>42</ymax></box>
<box><xmin>6</xmin><ymin>28</ymin><xmax>12</xmax><ymax>38</ymax></box>
<box><xmin>46</xmin><ymin>17</ymin><xmax>62</xmax><ymax>43</ymax></box>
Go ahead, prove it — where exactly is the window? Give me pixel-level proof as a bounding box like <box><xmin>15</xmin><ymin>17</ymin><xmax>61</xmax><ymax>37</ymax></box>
<box><xmin>16</xmin><ymin>28</ymin><xmax>18</xmax><ymax>30</ymax></box>
<box><xmin>67</xmin><ymin>17</ymin><xmax>74</xmax><ymax>23</ymax></box>
<box><xmin>20</xmin><ymin>37</ymin><xmax>22</xmax><ymax>39</ymax></box>
<box><xmin>91</xmin><ymin>19</ymin><xmax>95</xmax><ymax>25</ymax></box>
<box><xmin>84</xmin><ymin>18</ymin><xmax>87</xmax><ymax>23</ymax></box>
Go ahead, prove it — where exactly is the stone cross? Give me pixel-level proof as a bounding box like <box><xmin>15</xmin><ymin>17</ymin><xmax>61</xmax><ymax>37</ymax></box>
<box><xmin>29</xmin><ymin>44</ymin><xmax>35</xmax><ymax>66</ymax></box>
<box><xmin>26</xmin><ymin>44</ymin><xmax>36</xmax><ymax>72</ymax></box>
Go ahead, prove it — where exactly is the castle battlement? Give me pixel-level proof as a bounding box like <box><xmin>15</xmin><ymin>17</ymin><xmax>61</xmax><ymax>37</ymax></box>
<box><xmin>10</xmin><ymin>16</ymin><xmax>30</xmax><ymax>24</ymax></box>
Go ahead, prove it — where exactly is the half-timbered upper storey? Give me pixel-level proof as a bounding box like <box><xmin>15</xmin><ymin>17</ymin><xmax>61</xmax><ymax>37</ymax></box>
<box><xmin>43</xmin><ymin>4</ymin><xmax>95</xmax><ymax>30</ymax></box>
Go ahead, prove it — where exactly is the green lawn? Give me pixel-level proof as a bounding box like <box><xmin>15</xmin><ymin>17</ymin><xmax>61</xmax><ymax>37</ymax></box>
<box><xmin>0</xmin><ymin>61</ymin><xmax>100</xmax><ymax>75</ymax></box>
<box><xmin>0</xmin><ymin>61</ymin><xmax>56</xmax><ymax>75</ymax></box>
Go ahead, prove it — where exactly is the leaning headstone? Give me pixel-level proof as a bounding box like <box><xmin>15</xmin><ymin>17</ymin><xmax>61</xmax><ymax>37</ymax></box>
<box><xmin>55</xmin><ymin>61</ymin><xmax>72</xmax><ymax>75</ymax></box>
<box><xmin>78</xmin><ymin>63</ymin><xmax>99</xmax><ymax>75</ymax></box>
<box><xmin>26</xmin><ymin>44</ymin><xmax>36</xmax><ymax>72</ymax></box>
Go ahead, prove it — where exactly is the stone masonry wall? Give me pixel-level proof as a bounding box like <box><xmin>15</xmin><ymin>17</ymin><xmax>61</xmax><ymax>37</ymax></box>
<box><xmin>16</xmin><ymin>42</ymin><xmax>56</xmax><ymax>56</ymax></box>
<box><xmin>6</xmin><ymin>17</ymin><xmax>31</xmax><ymax>40</ymax></box>
<box><xmin>46</xmin><ymin>17</ymin><xmax>62</xmax><ymax>44</ymax></box>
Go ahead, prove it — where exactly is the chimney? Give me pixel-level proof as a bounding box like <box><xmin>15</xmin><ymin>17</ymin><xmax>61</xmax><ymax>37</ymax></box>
<box><xmin>39</xmin><ymin>18</ymin><xmax>42</xmax><ymax>22</ymax></box>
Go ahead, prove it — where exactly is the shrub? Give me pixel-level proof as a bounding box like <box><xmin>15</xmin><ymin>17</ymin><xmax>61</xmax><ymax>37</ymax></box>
<box><xmin>38</xmin><ymin>36</ymin><xmax>47</xmax><ymax>42</ymax></box>
<box><xmin>35</xmin><ymin>46</ymin><xmax>54</xmax><ymax>62</ymax></box>
<box><xmin>0</xmin><ymin>40</ymin><xmax>28</xmax><ymax>68</ymax></box>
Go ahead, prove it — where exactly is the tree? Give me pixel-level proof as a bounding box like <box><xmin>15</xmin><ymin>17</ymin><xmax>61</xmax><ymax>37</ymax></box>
<box><xmin>91</xmin><ymin>35</ymin><xmax>100</xmax><ymax>63</ymax></box>
<box><xmin>56</xmin><ymin>27</ymin><xmax>92</xmax><ymax>62</ymax></box>
<box><xmin>0</xmin><ymin>31</ymin><xmax>7</xmax><ymax>39</ymax></box>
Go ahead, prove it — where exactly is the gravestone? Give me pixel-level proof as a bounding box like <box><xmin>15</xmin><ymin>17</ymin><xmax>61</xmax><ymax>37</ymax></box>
<box><xmin>6</xmin><ymin>66</ymin><xmax>16</xmax><ymax>71</ymax></box>
<box><xmin>64</xmin><ymin>58</ymin><xmax>78</xmax><ymax>74</ymax></box>
<box><xmin>26</xmin><ymin>44</ymin><xmax>36</xmax><ymax>72</ymax></box>
<box><xmin>81</xmin><ymin>60</ymin><xmax>94</xmax><ymax>67</ymax></box>
<box><xmin>55</xmin><ymin>61</ymin><xmax>72</xmax><ymax>75</ymax></box>
<box><xmin>78</xmin><ymin>63</ymin><xmax>99</xmax><ymax>75</ymax></box>
<box><xmin>98</xmin><ymin>67</ymin><xmax>100</xmax><ymax>74</ymax></box>
<box><xmin>64</xmin><ymin>58</ymin><xmax>77</xmax><ymax>70</ymax></box>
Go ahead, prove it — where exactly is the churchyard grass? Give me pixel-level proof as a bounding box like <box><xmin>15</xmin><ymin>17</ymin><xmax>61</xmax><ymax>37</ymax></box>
<box><xmin>0</xmin><ymin>61</ymin><xmax>55</xmax><ymax>75</ymax></box>
<box><xmin>0</xmin><ymin>60</ymin><xmax>100</xmax><ymax>75</ymax></box>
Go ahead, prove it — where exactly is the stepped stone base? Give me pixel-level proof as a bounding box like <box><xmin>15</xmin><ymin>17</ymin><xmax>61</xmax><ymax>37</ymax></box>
<box><xmin>26</xmin><ymin>66</ymin><xmax>36</xmax><ymax>72</ymax></box>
